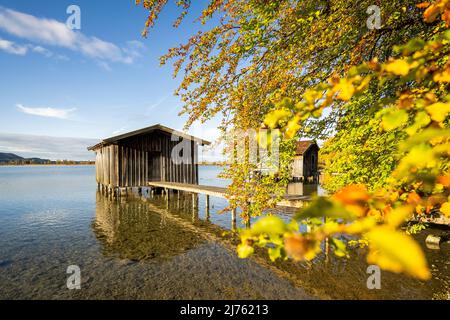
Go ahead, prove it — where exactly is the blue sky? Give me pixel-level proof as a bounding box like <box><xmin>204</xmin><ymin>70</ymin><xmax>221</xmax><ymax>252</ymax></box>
<box><xmin>0</xmin><ymin>0</ymin><xmax>222</xmax><ymax>160</ymax></box>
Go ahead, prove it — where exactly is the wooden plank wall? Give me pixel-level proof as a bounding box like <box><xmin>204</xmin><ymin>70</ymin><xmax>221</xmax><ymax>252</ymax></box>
<box><xmin>94</xmin><ymin>131</ymin><xmax>200</xmax><ymax>188</ymax></box>
<box><xmin>159</xmin><ymin>133</ymin><xmax>198</xmax><ymax>184</ymax></box>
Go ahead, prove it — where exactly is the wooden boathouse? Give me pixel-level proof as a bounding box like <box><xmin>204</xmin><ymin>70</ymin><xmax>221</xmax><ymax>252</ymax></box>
<box><xmin>88</xmin><ymin>124</ymin><xmax>210</xmax><ymax>195</ymax></box>
<box><xmin>292</xmin><ymin>140</ymin><xmax>319</xmax><ymax>183</ymax></box>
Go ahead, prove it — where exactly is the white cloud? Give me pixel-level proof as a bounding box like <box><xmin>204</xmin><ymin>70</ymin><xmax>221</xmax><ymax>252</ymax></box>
<box><xmin>16</xmin><ymin>104</ymin><xmax>76</xmax><ymax>119</ymax></box>
<box><xmin>0</xmin><ymin>7</ymin><xmax>145</xmax><ymax>64</ymax></box>
<box><xmin>97</xmin><ymin>61</ymin><xmax>112</xmax><ymax>72</ymax></box>
<box><xmin>0</xmin><ymin>132</ymin><xmax>97</xmax><ymax>160</ymax></box>
<box><xmin>31</xmin><ymin>45</ymin><xmax>52</xmax><ymax>57</ymax></box>
<box><xmin>0</xmin><ymin>37</ymin><xmax>70</xmax><ymax>60</ymax></box>
<box><xmin>112</xmin><ymin>127</ymin><xmax>127</xmax><ymax>135</ymax></box>
<box><xmin>0</xmin><ymin>38</ymin><xmax>27</xmax><ymax>55</ymax></box>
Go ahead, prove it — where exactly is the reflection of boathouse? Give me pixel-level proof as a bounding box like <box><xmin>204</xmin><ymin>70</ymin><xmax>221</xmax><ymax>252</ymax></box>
<box><xmin>93</xmin><ymin>192</ymin><xmax>204</xmax><ymax>261</ymax></box>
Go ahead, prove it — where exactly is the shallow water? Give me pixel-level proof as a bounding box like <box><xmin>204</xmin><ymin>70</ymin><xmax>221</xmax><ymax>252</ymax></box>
<box><xmin>0</xmin><ymin>165</ymin><xmax>448</xmax><ymax>299</ymax></box>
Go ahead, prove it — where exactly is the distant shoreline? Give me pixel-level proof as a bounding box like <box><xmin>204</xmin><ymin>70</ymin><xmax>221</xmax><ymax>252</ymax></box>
<box><xmin>0</xmin><ymin>163</ymin><xmax>225</xmax><ymax>167</ymax></box>
<box><xmin>0</xmin><ymin>163</ymin><xmax>95</xmax><ymax>167</ymax></box>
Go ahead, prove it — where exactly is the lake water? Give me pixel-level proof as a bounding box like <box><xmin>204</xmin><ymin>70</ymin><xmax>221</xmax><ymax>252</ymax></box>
<box><xmin>0</xmin><ymin>165</ymin><xmax>448</xmax><ymax>299</ymax></box>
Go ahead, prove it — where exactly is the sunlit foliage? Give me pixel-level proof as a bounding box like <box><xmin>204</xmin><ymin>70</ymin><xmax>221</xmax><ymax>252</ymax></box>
<box><xmin>137</xmin><ymin>0</ymin><xmax>450</xmax><ymax>279</ymax></box>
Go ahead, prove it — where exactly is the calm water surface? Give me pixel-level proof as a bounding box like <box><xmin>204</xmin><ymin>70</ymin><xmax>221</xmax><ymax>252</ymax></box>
<box><xmin>0</xmin><ymin>165</ymin><xmax>448</xmax><ymax>299</ymax></box>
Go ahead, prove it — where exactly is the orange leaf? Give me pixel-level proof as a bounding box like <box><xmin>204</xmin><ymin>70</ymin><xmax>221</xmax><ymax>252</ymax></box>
<box><xmin>284</xmin><ymin>234</ymin><xmax>321</xmax><ymax>261</ymax></box>
<box><xmin>443</xmin><ymin>9</ymin><xmax>450</xmax><ymax>26</ymax></box>
<box><xmin>437</xmin><ymin>174</ymin><xmax>450</xmax><ymax>187</ymax></box>
<box><xmin>333</xmin><ymin>185</ymin><xmax>370</xmax><ymax>205</ymax></box>
<box><xmin>424</xmin><ymin>4</ymin><xmax>442</xmax><ymax>23</ymax></box>
<box><xmin>407</xmin><ymin>191</ymin><xmax>421</xmax><ymax>205</ymax></box>
<box><xmin>416</xmin><ymin>2</ymin><xmax>431</xmax><ymax>9</ymax></box>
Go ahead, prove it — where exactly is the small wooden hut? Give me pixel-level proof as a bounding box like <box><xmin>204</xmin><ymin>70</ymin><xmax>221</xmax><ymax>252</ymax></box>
<box><xmin>292</xmin><ymin>140</ymin><xmax>319</xmax><ymax>182</ymax></box>
<box><xmin>88</xmin><ymin>124</ymin><xmax>210</xmax><ymax>193</ymax></box>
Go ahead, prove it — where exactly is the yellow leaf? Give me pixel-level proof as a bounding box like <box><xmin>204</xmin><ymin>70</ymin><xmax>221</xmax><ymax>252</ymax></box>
<box><xmin>440</xmin><ymin>202</ymin><xmax>450</xmax><ymax>217</ymax></box>
<box><xmin>365</xmin><ymin>227</ymin><xmax>430</xmax><ymax>280</ymax></box>
<box><xmin>433</xmin><ymin>69</ymin><xmax>450</xmax><ymax>82</ymax></box>
<box><xmin>336</xmin><ymin>78</ymin><xmax>355</xmax><ymax>101</ymax></box>
<box><xmin>264</xmin><ymin>109</ymin><xmax>291</xmax><ymax>128</ymax></box>
<box><xmin>237</xmin><ymin>243</ymin><xmax>254</xmax><ymax>258</ymax></box>
<box><xmin>389</xmin><ymin>191</ymin><xmax>399</xmax><ymax>202</ymax></box>
<box><xmin>425</xmin><ymin>102</ymin><xmax>450</xmax><ymax>123</ymax></box>
<box><xmin>385</xmin><ymin>59</ymin><xmax>411</xmax><ymax>76</ymax></box>
<box><xmin>356</xmin><ymin>75</ymin><xmax>372</xmax><ymax>92</ymax></box>
<box><xmin>385</xmin><ymin>206</ymin><xmax>413</xmax><ymax>228</ymax></box>
<box><xmin>284</xmin><ymin>115</ymin><xmax>301</xmax><ymax>139</ymax></box>
<box><xmin>344</xmin><ymin>217</ymin><xmax>377</xmax><ymax>234</ymax></box>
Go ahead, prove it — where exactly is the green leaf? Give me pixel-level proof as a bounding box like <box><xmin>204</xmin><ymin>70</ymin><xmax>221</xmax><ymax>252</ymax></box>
<box><xmin>330</xmin><ymin>238</ymin><xmax>349</xmax><ymax>258</ymax></box>
<box><xmin>268</xmin><ymin>246</ymin><xmax>282</xmax><ymax>262</ymax></box>
<box><xmin>405</xmin><ymin>111</ymin><xmax>431</xmax><ymax>135</ymax></box>
<box><xmin>381</xmin><ymin>109</ymin><xmax>408</xmax><ymax>131</ymax></box>
<box><xmin>295</xmin><ymin>197</ymin><xmax>356</xmax><ymax>221</ymax></box>
<box><xmin>251</xmin><ymin>216</ymin><xmax>287</xmax><ymax>236</ymax></box>
<box><xmin>286</xmin><ymin>219</ymin><xmax>300</xmax><ymax>232</ymax></box>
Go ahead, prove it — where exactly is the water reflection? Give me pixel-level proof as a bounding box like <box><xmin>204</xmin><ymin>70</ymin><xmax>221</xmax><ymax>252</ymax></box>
<box><xmin>93</xmin><ymin>192</ymin><xmax>205</xmax><ymax>262</ymax></box>
<box><xmin>2</xmin><ymin>165</ymin><xmax>446</xmax><ymax>299</ymax></box>
<box><xmin>92</xmin><ymin>189</ymin><xmax>449</xmax><ymax>299</ymax></box>
<box><xmin>286</xmin><ymin>182</ymin><xmax>320</xmax><ymax>196</ymax></box>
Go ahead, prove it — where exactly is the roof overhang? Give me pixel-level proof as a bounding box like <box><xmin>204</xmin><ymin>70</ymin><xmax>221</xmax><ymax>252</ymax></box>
<box><xmin>296</xmin><ymin>140</ymin><xmax>319</xmax><ymax>155</ymax></box>
<box><xmin>87</xmin><ymin>124</ymin><xmax>211</xmax><ymax>151</ymax></box>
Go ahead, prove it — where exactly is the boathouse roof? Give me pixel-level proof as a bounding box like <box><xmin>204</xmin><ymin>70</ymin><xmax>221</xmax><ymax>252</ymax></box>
<box><xmin>296</xmin><ymin>140</ymin><xmax>318</xmax><ymax>155</ymax></box>
<box><xmin>88</xmin><ymin>124</ymin><xmax>211</xmax><ymax>151</ymax></box>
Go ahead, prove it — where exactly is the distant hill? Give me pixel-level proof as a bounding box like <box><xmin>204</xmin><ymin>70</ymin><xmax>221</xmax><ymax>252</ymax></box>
<box><xmin>0</xmin><ymin>152</ymin><xmax>93</xmax><ymax>165</ymax></box>
<box><xmin>0</xmin><ymin>152</ymin><xmax>24</xmax><ymax>162</ymax></box>
<box><xmin>0</xmin><ymin>152</ymin><xmax>50</xmax><ymax>164</ymax></box>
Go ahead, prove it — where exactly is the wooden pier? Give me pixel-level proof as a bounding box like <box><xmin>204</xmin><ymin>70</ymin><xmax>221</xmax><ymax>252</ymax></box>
<box><xmin>147</xmin><ymin>181</ymin><xmax>311</xmax><ymax>209</ymax></box>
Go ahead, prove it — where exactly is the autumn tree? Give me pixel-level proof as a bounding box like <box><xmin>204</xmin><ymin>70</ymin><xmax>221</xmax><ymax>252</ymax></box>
<box><xmin>137</xmin><ymin>0</ymin><xmax>450</xmax><ymax>279</ymax></box>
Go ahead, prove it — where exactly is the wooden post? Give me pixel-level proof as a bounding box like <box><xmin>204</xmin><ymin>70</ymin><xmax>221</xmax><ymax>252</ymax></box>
<box><xmin>192</xmin><ymin>194</ymin><xmax>198</xmax><ymax>222</ymax></box>
<box><xmin>231</xmin><ymin>208</ymin><xmax>237</xmax><ymax>230</ymax></box>
<box><xmin>205</xmin><ymin>195</ymin><xmax>210</xmax><ymax>221</ymax></box>
<box><xmin>192</xmin><ymin>193</ymin><xmax>197</xmax><ymax>210</ymax></box>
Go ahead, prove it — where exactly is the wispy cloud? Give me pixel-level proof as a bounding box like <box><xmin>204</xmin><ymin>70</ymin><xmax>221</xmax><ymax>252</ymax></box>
<box><xmin>112</xmin><ymin>127</ymin><xmax>128</xmax><ymax>135</ymax></box>
<box><xmin>97</xmin><ymin>61</ymin><xmax>112</xmax><ymax>72</ymax></box>
<box><xmin>16</xmin><ymin>104</ymin><xmax>76</xmax><ymax>119</ymax></box>
<box><xmin>0</xmin><ymin>38</ymin><xmax>27</xmax><ymax>55</ymax></box>
<box><xmin>0</xmin><ymin>7</ymin><xmax>145</xmax><ymax>65</ymax></box>
<box><xmin>0</xmin><ymin>132</ymin><xmax>97</xmax><ymax>160</ymax></box>
<box><xmin>145</xmin><ymin>95</ymin><xmax>169</xmax><ymax>115</ymax></box>
<box><xmin>0</xmin><ymin>37</ymin><xmax>69</xmax><ymax>60</ymax></box>
<box><xmin>31</xmin><ymin>45</ymin><xmax>68</xmax><ymax>60</ymax></box>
